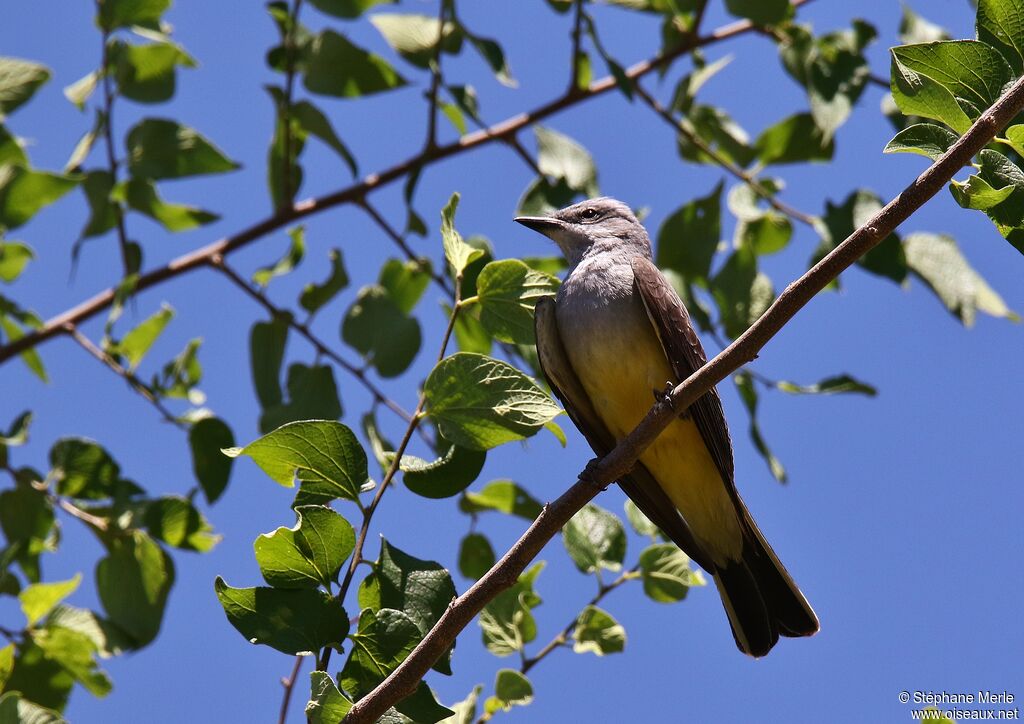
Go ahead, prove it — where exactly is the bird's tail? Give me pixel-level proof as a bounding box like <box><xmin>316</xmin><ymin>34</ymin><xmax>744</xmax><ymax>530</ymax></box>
<box><xmin>713</xmin><ymin>514</ymin><xmax>819</xmax><ymax>658</ymax></box>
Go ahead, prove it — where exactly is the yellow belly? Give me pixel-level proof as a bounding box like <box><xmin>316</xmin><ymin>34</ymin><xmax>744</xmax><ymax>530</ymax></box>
<box><xmin>566</xmin><ymin>311</ymin><xmax>743</xmax><ymax>566</ymax></box>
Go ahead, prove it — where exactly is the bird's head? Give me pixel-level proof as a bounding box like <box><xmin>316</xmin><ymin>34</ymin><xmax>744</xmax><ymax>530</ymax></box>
<box><xmin>515</xmin><ymin>197</ymin><xmax>651</xmax><ymax>267</ymax></box>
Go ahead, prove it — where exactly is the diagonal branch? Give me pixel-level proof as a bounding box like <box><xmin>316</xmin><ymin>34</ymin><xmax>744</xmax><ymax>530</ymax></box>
<box><xmin>343</xmin><ymin>72</ymin><xmax>1024</xmax><ymax>724</ymax></box>
<box><xmin>0</xmin><ymin>2</ymin><xmax>815</xmax><ymax>367</ymax></box>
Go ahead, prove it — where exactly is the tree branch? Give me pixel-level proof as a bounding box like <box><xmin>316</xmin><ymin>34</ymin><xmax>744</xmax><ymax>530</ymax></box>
<box><xmin>278</xmin><ymin>653</ymin><xmax>305</xmax><ymax>724</ymax></box>
<box><xmin>358</xmin><ymin>199</ymin><xmax>453</xmax><ymax>296</ymax></box>
<box><xmin>278</xmin><ymin>0</ymin><xmax>304</xmax><ymax>208</ymax></box>
<box><xmin>0</xmin><ymin>3</ymin><xmax>814</xmax><ymax>367</ymax></box>
<box><xmin>343</xmin><ymin>71</ymin><xmax>1024</xmax><ymax>724</ymax></box>
<box><xmin>97</xmin><ymin>22</ymin><xmax>132</xmax><ymax>276</ymax></box>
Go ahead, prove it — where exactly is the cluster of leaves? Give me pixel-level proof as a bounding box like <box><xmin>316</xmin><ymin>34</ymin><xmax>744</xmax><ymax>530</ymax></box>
<box><xmin>0</xmin><ymin>413</ymin><xmax>218</xmax><ymax>719</ymax></box>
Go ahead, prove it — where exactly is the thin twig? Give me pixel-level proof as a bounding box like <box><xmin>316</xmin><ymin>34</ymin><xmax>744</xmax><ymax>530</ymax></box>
<box><xmin>210</xmin><ymin>256</ymin><xmax>416</xmax><ymax>425</ymax></box>
<box><xmin>569</xmin><ymin>0</ymin><xmax>586</xmax><ymax>92</ymax></box>
<box><xmin>0</xmin><ymin>4</ymin><xmax>814</xmax><ymax>366</ymax></box>
<box><xmin>65</xmin><ymin>323</ymin><xmax>185</xmax><ymax>429</ymax></box>
<box><xmin>633</xmin><ymin>83</ymin><xmax>818</xmax><ymax>228</ymax></box>
<box><xmin>97</xmin><ymin>22</ymin><xmax>132</xmax><ymax>276</ymax></box>
<box><xmin>343</xmin><ymin>70</ymin><xmax>1024</xmax><ymax>724</ymax></box>
<box><xmin>324</xmin><ymin>274</ymin><xmax>466</xmax><ymax>673</ymax></box>
<box><xmin>278</xmin><ymin>0</ymin><xmax>304</xmax><ymax>207</ymax></box>
<box><xmin>278</xmin><ymin>654</ymin><xmax>305</xmax><ymax>724</ymax></box>
<box><xmin>424</xmin><ymin>0</ymin><xmax>448</xmax><ymax>153</ymax></box>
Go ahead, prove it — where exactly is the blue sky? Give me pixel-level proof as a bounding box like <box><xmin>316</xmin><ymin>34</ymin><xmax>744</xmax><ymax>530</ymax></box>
<box><xmin>2</xmin><ymin>1</ymin><xmax>1022</xmax><ymax>722</ymax></box>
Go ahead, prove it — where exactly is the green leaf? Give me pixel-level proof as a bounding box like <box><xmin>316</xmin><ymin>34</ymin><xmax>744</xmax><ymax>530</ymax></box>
<box><xmin>656</xmin><ymin>181</ymin><xmax>723</xmax><ymax>281</ymax></box>
<box><xmin>813</xmin><ymin>189</ymin><xmax>908</xmax><ymax>284</ymax></box>
<box><xmin>304</xmin><ymin>30</ymin><xmax>407</xmax><ymax>98</ymax></box>
<box><xmin>441</xmin><ymin>685</ymin><xmax>482</xmax><ymax>724</ymax></box>
<box><xmin>0</xmin><ymin>299</ymin><xmax>47</xmax><ymax>382</ymax></box>
<box><xmin>903</xmin><ymin>232</ymin><xmax>1016</xmax><ymax>326</ymax></box>
<box><xmin>572</xmin><ymin>605</ymin><xmax>626</xmax><ymax>655</ymax></box>
<box><xmin>441</xmin><ymin>193</ymin><xmax>483</xmax><ymax>278</ymax></box>
<box><xmin>624</xmin><ymin>499</ymin><xmax>659</xmax><ymax>539</ymax></box>
<box><xmin>361</xmin><ymin>410</ymin><xmax>395</xmax><ymax>473</ymax></box>
<box><xmin>639</xmin><ymin>542</ymin><xmax>705</xmax><ymax>602</ymax></box>
<box><xmin>306</xmin><ymin>0</ymin><xmax>396</xmax><ymax>17</ymax></box>
<box><xmin>460</xmin><ymin>480</ymin><xmax>543</xmax><ymax>520</ymax></box>
<box><xmin>0</xmin><ymin>57</ymin><xmax>51</xmax><ymax>116</ymax></box>
<box><xmin>96</xmin><ymin>530</ymin><xmax>174</xmax><ymax>647</ymax></box>
<box><xmin>226</xmin><ymin>420</ymin><xmax>368</xmax><ymax>502</ymax></box>
<box><xmin>734</xmin><ymin>372</ymin><xmax>787</xmax><ymax>483</ymax></box>
<box><xmin>306</xmin><ymin>671</ymin><xmax>353</xmax><ymax>723</ymax></box>
<box><xmin>342</xmin><ymin>285</ymin><xmax>421</xmax><ymax>378</ymax></box>
<box><xmin>0</xmin><ymin>482</ymin><xmax>54</xmax><ymax>582</ymax></box>
<box><xmin>300</xmin><ymin>248</ymin><xmax>349</xmax><ymax>316</ymax></box>
<box><xmin>465</xmin><ymin>32</ymin><xmax>515</xmax><ymax>88</ymax></box>
<box><xmin>339</xmin><ymin>608</ymin><xmax>419</xmax><ymax>697</ymax></box>
<box><xmin>776</xmin><ymin>374</ymin><xmax>878</xmax><ymax>396</ymax></box>
<box><xmin>949</xmin><ymin>174</ymin><xmax>1016</xmax><ymax>210</ymax></box>
<box><xmin>32</xmin><ymin>625</ymin><xmax>111</xmax><ymax>697</ymax></box>
<box><xmin>491</xmin><ymin>669</ymin><xmax>533</xmax><ymax>711</ymax></box>
<box><xmin>98</xmin><ymin>0</ymin><xmax>170</xmax><ymax>30</ymax></box>
<box><xmin>0</xmin><ymin>644</ymin><xmax>12</xmax><ymax>689</ymax></box>
<box><xmin>710</xmin><ymin>244</ymin><xmax>774</xmax><ymax>338</ymax></box>
<box><xmin>214</xmin><ymin>577</ymin><xmax>348</xmax><ymax>655</ymax></box>
<box><xmin>1</xmin><ymin>643</ymin><xmax>74</xmax><ymax>712</ymax></box>
<box><xmin>0</xmin><ymin>240</ymin><xmax>33</xmax><ymax>283</ymax></box>
<box><xmin>0</xmin><ymin>125</ymin><xmax>27</xmax><ymax>167</ymax></box>
<box><xmin>292</xmin><ymin>101</ymin><xmax>358</xmax><ymax>177</ymax></box>
<box><xmin>150</xmin><ymin>337</ymin><xmax>203</xmax><ymax>400</ymax></box>
<box><xmin>900</xmin><ymin>5</ymin><xmax>949</xmax><ymax>45</ymax></box>
<box><xmin>724</xmin><ymin>0</ymin><xmax>789</xmax><ymax>26</ymax></box>
<box><xmin>63</xmin><ymin>70</ymin><xmax>99</xmax><ymax>111</ymax></box>
<box><xmin>143</xmin><ymin>496</ymin><xmax>219</xmax><ymax>552</ymax></box>
<box><xmin>260</xmin><ymin>363</ymin><xmax>343</xmax><ymax>434</ymax></box>
<box><xmin>126</xmin><ymin>118</ymin><xmax>239</xmax><ymax>179</ymax></box>
<box><xmin>19</xmin><ymin>575</ymin><xmax>81</xmax><ymax>627</ymax></box>
<box><xmin>676</xmin><ymin>104</ymin><xmax>756</xmax><ymax>168</ymax></box>
<box><xmin>516</xmin><ymin>176</ymin><xmax>579</xmax><ymax>217</ymax></box>
<box><xmin>109</xmin><ymin>303</ymin><xmax>173</xmax><ymax>371</ymax></box>
<box><xmin>370</xmin><ymin>14</ymin><xmax>462</xmax><ymax>69</ymax></box>
<box><xmin>112</xmin><ymin>40</ymin><xmax>195</xmax><ymax>104</ymax></box>
<box><xmin>977</xmin><ymin>0</ymin><xmax>1024</xmax><ymax>74</ymax></box>
<box><xmin>883</xmin><ymin>123</ymin><xmax>958</xmax><ymax>161</ymax></box>
<box><xmin>401</xmin><ymin>444</ymin><xmax>486</xmax><ymax>499</ymax></box>
<box><xmin>458</xmin><ymin>533</ymin><xmax>495</xmax><ymax>580</ymax></box>
<box><xmin>78</xmin><ymin>170</ymin><xmax>118</xmax><ymax>239</ymax></box>
<box><xmin>189</xmin><ymin>416</ymin><xmax>234</xmax><ymax>505</ymax></box>
<box><xmin>250</xmin><ymin>315</ymin><xmax>289</xmax><ymax>409</ymax></box>
<box><xmin>563</xmin><ymin>504</ymin><xmax>626</xmax><ymax>574</ymax></box>
<box><xmin>890</xmin><ymin>41</ymin><xmax>1011</xmax><ymax>133</ymax></box>
<box><xmin>379</xmin><ymin>258</ymin><xmax>431</xmax><ymax>315</ymax></box>
<box><xmin>367</xmin><ymin>539</ymin><xmax>457</xmax><ymax>673</ymax></box>
<box><xmin>117</xmin><ymin>177</ymin><xmax>219</xmax><ymax>231</ymax></box>
<box><xmin>479</xmin><ymin>563</ymin><xmax>543</xmax><ymax>656</ymax></box>
<box><xmin>535</xmin><ymin>126</ymin><xmax>598</xmax><ymax>195</ymax></box>
<box><xmin>0</xmin><ymin>165</ymin><xmax>78</xmax><ymax>231</ymax></box>
<box><xmin>475</xmin><ymin>259</ymin><xmax>559</xmax><ymax>345</ymax></box>
<box><xmin>46</xmin><ymin>604</ymin><xmax>133</xmax><ymax>658</ymax></box>
<box><xmin>254</xmin><ymin>226</ymin><xmax>305</xmax><ymax>287</ymax></box>
<box><xmin>48</xmin><ymin>438</ymin><xmax>121</xmax><ymax>500</ymax></box>
<box><xmin>255</xmin><ymin>505</ymin><xmax>354</xmax><ymax>589</ymax></box>
<box><xmin>755</xmin><ymin>113</ymin><xmax>834</xmax><ymax>165</ymax></box>
<box><xmin>738</xmin><ymin>213</ymin><xmax>792</xmax><ymax>256</ymax></box>
<box><xmin>394</xmin><ymin>684</ymin><xmax>456</xmax><ymax>723</ymax></box>
<box><xmin>425</xmin><ymin>353</ymin><xmax>561</xmax><ymax>450</ymax></box>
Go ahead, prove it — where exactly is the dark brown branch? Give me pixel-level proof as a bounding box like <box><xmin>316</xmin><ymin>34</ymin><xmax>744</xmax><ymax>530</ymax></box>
<box><xmin>0</xmin><ymin>4</ymin><xmax>808</xmax><ymax>367</ymax></box>
<box><xmin>568</xmin><ymin>0</ymin><xmax>586</xmax><ymax>91</ymax></box>
<box><xmin>633</xmin><ymin>82</ymin><xmax>818</xmax><ymax>228</ymax></box>
<box><xmin>210</xmin><ymin>256</ymin><xmax>416</xmax><ymax>425</ymax></box>
<box><xmin>343</xmin><ymin>71</ymin><xmax>1024</xmax><ymax>724</ymax></box>
<box><xmin>423</xmin><ymin>0</ymin><xmax>448</xmax><ymax>152</ymax></box>
<box><xmin>66</xmin><ymin>323</ymin><xmax>185</xmax><ymax>429</ymax></box>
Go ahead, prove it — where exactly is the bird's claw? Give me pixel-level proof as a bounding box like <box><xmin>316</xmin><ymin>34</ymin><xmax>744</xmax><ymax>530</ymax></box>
<box><xmin>580</xmin><ymin>458</ymin><xmax>607</xmax><ymax>490</ymax></box>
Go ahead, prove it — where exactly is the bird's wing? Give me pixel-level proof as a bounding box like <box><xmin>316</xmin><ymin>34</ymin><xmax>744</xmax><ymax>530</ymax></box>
<box><xmin>534</xmin><ymin>296</ymin><xmax>713</xmax><ymax>572</ymax></box>
<box><xmin>630</xmin><ymin>257</ymin><xmax>736</xmax><ymax>489</ymax></box>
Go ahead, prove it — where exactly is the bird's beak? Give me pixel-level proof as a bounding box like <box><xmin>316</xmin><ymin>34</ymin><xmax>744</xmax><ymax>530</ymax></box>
<box><xmin>514</xmin><ymin>215</ymin><xmax>567</xmax><ymax>240</ymax></box>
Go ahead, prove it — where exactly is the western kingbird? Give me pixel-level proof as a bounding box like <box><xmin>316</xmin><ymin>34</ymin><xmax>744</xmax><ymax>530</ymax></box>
<box><xmin>515</xmin><ymin>197</ymin><xmax>818</xmax><ymax>657</ymax></box>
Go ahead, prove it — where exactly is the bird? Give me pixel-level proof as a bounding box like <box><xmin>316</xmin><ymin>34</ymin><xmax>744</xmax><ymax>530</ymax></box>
<box><xmin>515</xmin><ymin>196</ymin><xmax>818</xmax><ymax>657</ymax></box>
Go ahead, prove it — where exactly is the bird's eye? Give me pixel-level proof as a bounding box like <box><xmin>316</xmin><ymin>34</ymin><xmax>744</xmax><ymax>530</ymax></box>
<box><xmin>580</xmin><ymin>208</ymin><xmax>598</xmax><ymax>220</ymax></box>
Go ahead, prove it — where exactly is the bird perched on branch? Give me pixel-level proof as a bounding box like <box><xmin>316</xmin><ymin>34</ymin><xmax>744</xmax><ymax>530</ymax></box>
<box><xmin>516</xmin><ymin>197</ymin><xmax>818</xmax><ymax>657</ymax></box>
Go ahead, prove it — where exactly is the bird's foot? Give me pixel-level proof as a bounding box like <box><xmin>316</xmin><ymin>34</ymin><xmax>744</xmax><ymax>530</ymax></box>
<box><xmin>580</xmin><ymin>458</ymin><xmax>607</xmax><ymax>490</ymax></box>
<box><xmin>653</xmin><ymin>381</ymin><xmax>689</xmax><ymax>419</ymax></box>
